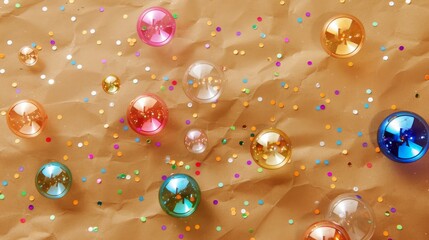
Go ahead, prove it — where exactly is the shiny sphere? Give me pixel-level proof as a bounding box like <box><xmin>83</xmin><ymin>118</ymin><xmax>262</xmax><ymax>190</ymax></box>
<box><xmin>303</xmin><ymin>220</ymin><xmax>350</xmax><ymax>240</ymax></box>
<box><xmin>102</xmin><ymin>74</ymin><xmax>120</xmax><ymax>94</ymax></box>
<box><xmin>378</xmin><ymin>111</ymin><xmax>429</xmax><ymax>163</ymax></box>
<box><xmin>35</xmin><ymin>162</ymin><xmax>72</xmax><ymax>199</ymax></box>
<box><xmin>182</xmin><ymin>61</ymin><xmax>226</xmax><ymax>103</ymax></box>
<box><xmin>159</xmin><ymin>174</ymin><xmax>201</xmax><ymax>218</ymax></box>
<box><xmin>321</xmin><ymin>15</ymin><xmax>365</xmax><ymax>58</ymax></box>
<box><xmin>7</xmin><ymin>99</ymin><xmax>48</xmax><ymax>138</ymax></box>
<box><xmin>127</xmin><ymin>94</ymin><xmax>168</xmax><ymax>136</ymax></box>
<box><xmin>326</xmin><ymin>194</ymin><xmax>376</xmax><ymax>240</ymax></box>
<box><xmin>250</xmin><ymin>128</ymin><xmax>292</xmax><ymax>169</ymax></box>
<box><xmin>136</xmin><ymin>7</ymin><xmax>176</xmax><ymax>47</ymax></box>
<box><xmin>184</xmin><ymin>128</ymin><xmax>208</xmax><ymax>154</ymax></box>
<box><xmin>18</xmin><ymin>46</ymin><xmax>38</xmax><ymax>66</ymax></box>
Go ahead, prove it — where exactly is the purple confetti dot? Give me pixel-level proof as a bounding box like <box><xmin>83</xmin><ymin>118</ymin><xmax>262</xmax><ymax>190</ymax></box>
<box><xmin>135</xmin><ymin>51</ymin><xmax>141</xmax><ymax>57</ymax></box>
<box><xmin>178</xmin><ymin>234</ymin><xmax>184</xmax><ymax>239</ymax></box>
<box><xmin>88</xmin><ymin>154</ymin><xmax>94</xmax><ymax>159</ymax></box>
<box><xmin>236</xmin><ymin>31</ymin><xmax>241</xmax><ymax>36</ymax></box>
<box><xmin>205</xmin><ymin>43</ymin><xmax>210</xmax><ymax>49</ymax></box>
<box><xmin>18</xmin><ymin>166</ymin><xmax>24</xmax><ymax>172</ymax></box>
<box><xmin>99</xmin><ymin>7</ymin><xmax>104</xmax><ymax>12</ymax></box>
<box><xmin>284</xmin><ymin>37</ymin><xmax>290</xmax><ymax>43</ymax></box>
<box><xmin>168</xmin><ymin>86</ymin><xmax>174</xmax><ymax>91</ymax></box>
<box><xmin>101</xmin><ymin>59</ymin><xmax>107</xmax><ymax>64</ymax></box>
<box><xmin>307</xmin><ymin>61</ymin><xmax>313</xmax><ymax>66</ymax></box>
<box><xmin>275</xmin><ymin>61</ymin><xmax>281</xmax><ymax>67</ymax></box>
<box><xmin>320</xmin><ymin>105</ymin><xmax>326</xmax><ymax>110</ymax></box>
<box><xmin>16</xmin><ymin>89</ymin><xmax>21</xmax><ymax>94</ymax></box>
<box><xmin>113</xmin><ymin>144</ymin><xmax>119</xmax><ymax>150</ymax></box>
<box><xmin>234</xmin><ymin>173</ymin><xmax>240</xmax><ymax>178</ymax></box>
<box><xmin>305</xmin><ymin>12</ymin><xmax>311</xmax><ymax>17</ymax></box>
<box><xmin>391</xmin><ymin>208</ymin><xmax>396</xmax><ymax>213</ymax></box>
<box><xmin>161</xmin><ymin>225</ymin><xmax>167</xmax><ymax>230</ymax></box>
<box><xmin>362</xmin><ymin>142</ymin><xmax>368</xmax><ymax>148</ymax></box>
<box><xmin>28</xmin><ymin>205</ymin><xmax>34</xmax><ymax>210</ymax></box>
<box><xmin>185</xmin><ymin>120</ymin><xmax>191</xmax><ymax>125</ymax></box>
<box><xmin>398</xmin><ymin>45</ymin><xmax>404</xmax><ymax>51</ymax></box>
<box><xmin>246</xmin><ymin>160</ymin><xmax>252</xmax><ymax>165</ymax></box>
<box><xmin>161</xmin><ymin>175</ymin><xmax>167</xmax><ymax>181</ymax></box>
<box><xmin>213</xmin><ymin>200</ymin><xmax>218</xmax><ymax>205</ymax></box>
<box><xmin>119</xmin><ymin>118</ymin><xmax>125</xmax><ymax>123</ymax></box>
<box><xmin>155</xmin><ymin>142</ymin><xmax>161</xmax><ymax>147</ymax></box>
<box><xmin>334</xmin><ymin>90</ymin><xmax>340</xmax><ymax>95</ymax></box>
<box><xmin>216</xmin><ymin>26</ymin><xmax>221</xmax><ymax>32</ymax></box>
<box><xmin>327</xmin><ymin>172</ymin><xmax>333</xmax><ymax>177</ymax></box>
<box><xmin>50</xmin><ymin>40</ymin><xmax>56</xmax><ymax>45</ymax></box>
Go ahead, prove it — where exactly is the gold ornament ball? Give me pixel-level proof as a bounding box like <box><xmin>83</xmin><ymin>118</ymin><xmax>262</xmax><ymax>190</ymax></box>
<box><xmin>102</xmin><ymin>74</ymin><xmax>120</xmax><ymax>94</ymax></box>
<box><xmin>250</xmin><ymin>128</ymin><xmax>292</xmax><ymax>169</ymax></box>
<box><xmin>18</xmin><ymin>46</ymin><xmax>38</xmax><ymax>66</ymax></box>
<box><xmin>321</xmin><ymin>15</ymin><xmax>365</xmax><ymax>58</ymax></box>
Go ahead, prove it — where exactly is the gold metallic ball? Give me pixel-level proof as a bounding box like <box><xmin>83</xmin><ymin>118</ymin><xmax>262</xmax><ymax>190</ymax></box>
<box><xmin>18</xmin><ymin>46</ymin><xmax>38</xmax><ymax>66</ymax></box>
<box><xmin>102</xmin><ymin>74</ymin><xmax>120</xmax><ymax>94</ymax></box>
<box><xmin>250</xmin><ymin>128</ymin><xmax>292</xmax><ymax>169</ymax></box>
<box><xmin>7</xmin><ymin>99</ymin><xmax>48</xmax><ymax>138</ymax></box>
<box><xmin>321</xmin><ymin>15</ymin><xmax>365</xmax><ymax>58</ymax></box>
<box><xmin>303</xmin><ymin>221</ymin><xmax>351</xmax><ymax>240</ymax></box>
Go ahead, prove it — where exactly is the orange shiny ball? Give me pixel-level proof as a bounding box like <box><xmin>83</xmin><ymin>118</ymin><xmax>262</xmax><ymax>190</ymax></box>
<box><xmin>321</xmin><ymin>15</ymin><xmax>365</xmax><ymax>58</ymax></box>
<box><xmin>303</xmin><ymin>221</ymin><xmax>351</xmax><ymax>240</ymax></box>
<box><xmin>250</xmin><ymin>128</ymin><xmax>292</xmax><ymax>169</ymax></box>
<box><xmin>7</xmin><ymin>99</ymin><xmax>48</xmax><ymax>138</ymax></box>
<box><xmin>18</xmin><ymin>46</ymin><xmax>38</xmax><ymax>66</ymax></box>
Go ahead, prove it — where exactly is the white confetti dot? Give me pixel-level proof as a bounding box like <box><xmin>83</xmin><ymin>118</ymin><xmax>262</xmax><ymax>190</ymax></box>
<box><xmin>352</xmin><ymin>109</ymin><xmax>359</xmax><ymax>115</ymax></box>
<box><xmin>4</xmin><ymin>0</ymin><xmax>9</xmax><ymax>4</ymax></box>
<box><xmin>368</xmin><ymin>97</ymin><xmax>374</xmax><ymax>102</ymax></box>
<box><xmin>77</xmin><ymin>64</ymin><xmax>83</xmax><ymax>69</ymax></box>
<box><xmin>389</xmin><ymin>1</ymin><xmax>395</xmax><ymax>6</ymax></box>
<box><xmin>71</xmin><ymin>16</ymin><xmax>77</xmax><ymax>22</ymax></box>
<box><xmin>48</xmin><ymin>79</ymin><xmax>55</xmax><ymax>85</ymax></box>
<box><xmin>49</xmin><ymin>215</ymin><xmax>55</xmax><ymax>221</ymax></box>
<box><xmin>126</xmin><ymin>175</ymin><xmax>131</xmax><ymax>180</ymax></box>
<box><xmin>187</xmin><ymin>102</ymin><xmax>193</xmax><ymax>108</ymax></box>
<box><xmin>51</xmin><ymin>46</ymin><xmax>57</xmax><ymax>51</ymax></box>
<box><xmin>66</xmin><ymin>54</ymin><xmax>72</xmax><ymax>60</ymax></box>
<box><xmin>42</xmin><ymin>6</ymin><xmax>48</xmax><ymax>11</ymax></box>
<box><xmin>240</xmin><ymin>209</ymin><xmax>246</xmax><ymax>214</ymax></box>
<box><xmin>257</xmin><ymin>97</ymin><xmax>263</xmax><ymax>102</ymax></box>
<box><xmin>319</xmin><ymin>141</ymin><xmax>325</xmax><ymax>147</ymax></box>
<box><xmin>91</xmin><ymin>91</ymin><xmax>97</xmax><ymax>96</ymax></box>
<box><xmin>103</xmin><ymin>124</ymin><xmax>109</xmax><ymax>129</ymax></box>
<box><xmin>228</xmin><ymin>157</ymin><xmax>233</xmax><ymax>163</ymax></box>
<box><xmin>405</xmin><ymin>0</ymin><xmax>411</xmax><ymax>4</ymax></box>
<box><xmin>40</xmin><ymin>74</ymin><xmax>46</xmax><ymax>79</ymax></box>
<box><xmin>88</xmin><ymin>227</ymin><xmax>93</xmax><ymax>232</ymax></box>
<box><xmin>0</xmin><ymin>69</ymin><xmax>5</xmax><ymax>74</ymax></box>
<box><xmin>144</xmin><ymin>66</ymin><xmax>151</xmax><ymax>72</ymax></box>
<box><xmin>353</xmin><ymin>186</ymin><xmax>359</xmax><ymax>192</ymax></box>
<box><xmin>383</xmin><ymin>56</ymin><xmax>389</xmax><ymax>61</ymax></box>
<box><xmin>90</xmin><ymin>29</ymin><xmax>96</xmax><ymax>34</ymax></box>
<box><xmin>132</xmin><ymin>78</ymin><xmax>139</xmax><ymax>84</ymax></box>
<box><xmin>78</xmin><ymin>142</ymin><xmax>83</xmax><ymax>148</ymax></box>
<box><xmin>115</xmin><ymin>40</ymin><xmax>121</xmax><ymax>46</ymax></box>
<box><xmin>109</xmin><ymin>102</ymin><xmax>115</xmax><ymax>107</ymax></box>
<box><xmin>6</xmin><ymin>40</ymin><xmax>12</xmax><ymax>45</ymax></box>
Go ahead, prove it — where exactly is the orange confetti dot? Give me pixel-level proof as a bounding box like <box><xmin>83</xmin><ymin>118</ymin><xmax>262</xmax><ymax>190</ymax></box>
<box><xmin>134</xmin><ymin>177</ymin><xmax>140</xmax><ymax>182</ymax></box>
<box><xmin>293</xmin><ymin>171</ymin><xmax>300</xmax><ymax>177</ymax></box>
<box><xmin>320</xmin><ymin>93</ymin><xmax>326</xmax><ymax>98</ymax></box>
<box><xmin>314</xmin><ymin>209</ymin><xmax>320</xmax><ymax>215</ymax></box>
<box><xmin>383</xmin><ymin>231</ymin><xmax>389</xmax><ymax>237</ymax></box>
<box><xmin>194</xmin><ymin>224</ymin><xmax>200</xmax><ymax>230</ymax></box>
<box><xmin>270</xmin><ymin>100</ymin><xmax>276</xmax><ymax>105</ymax></box>
<box><xmin>300</xmin><ymin>165</ymin><xmax>306</xmax><ymax>170</ymax></box>
<box><xmin>391</xmin><ymin>104</ymin><xmax>397</xmax><ymax>110</ymax></box>
<box><xmin>425</xmin><ymin>74</ymin><xmax>429</xmax><ymax>80</ymax></box>
<box><xmin>347</xmin><ymin>61</ymin><xmax>354</xmax><ymax>67</ymax></box>
<box><xmin>117</xmin><ymin>151</ymin><xmax>123</xmax><ymax>157</ymax></box>
<box><xmin>293</xmin><ymin>87</ymin><xmax>299</xmax><ymax>92</ymax></box>
<box><xmin>375</xmin><ymin>147</ymin><xmax>381</xmax><ymax>153</ymax></box>
<box><xmin>325</xmin><ymin>124</ymin><xmax>331</xmax><ymax>130</ymax></box>
<box><xmin>29</xmin><ymin>195</ymin><xmax>35</xmax><ymax>201</ymax></box>
<box><xmin>278</xmin><ymin>102</ymin><xmax>284</xmax><ymax>108</ymax></box>
<box><xmin>0</xmin><ymin>53</ymin><xmax>5</xmax><ymax>59</ymax></box>
<box><xmin>250</xmin><ymin>126</ymin><xmax>257</xmax><ymax>132</ymax></box>
<box><xmin>215</xmin><ymin>156</ymin><xmax>221</xmax><ymax>161</ymax></box>
<box><xmin>66</xmin><ymin>141</ymin><xmax>73</xmax><ymax>147</ymax></box>
<box><xmin>185</xmin><ymin>226</ymin><xmax>191</xmax><ymax>231</ymax></box>
<box><xmin>72</xmin><ymin>200</ymin><xmax>79</xmax><ymax>206</ymax></box>
<box><xmin>243</xmin><ymin>101</ymin><xmax>249</xmax><ymax>107</ymax></box>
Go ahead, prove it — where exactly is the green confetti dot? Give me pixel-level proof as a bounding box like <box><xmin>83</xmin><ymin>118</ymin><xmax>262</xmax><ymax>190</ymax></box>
<box><xmin>252</xmin><ymin>24</ymin><xmax>258</xmax><ymax>30</ymax></box>
<box><xmin>218</xmin><ymin>182</ymin><xmax>224</xmax><ymax>188</ymax></box>
<box><xmin>93</xmin><ymin>227</ymin><xmax>99</xmax><ymax>232</ymax></box>
<box><xmin>221</xmin><ymin>138</ymin><xmax>227</xmax><ymax>144</ymax></box>
<box><xmin>372</xmin><ymin>21</ymin><xmax>378</xmax><ymax>27</ymax></box>
<box><xmin>172</xmin><ymin>13</ymin><xmax>178</xmax><ymax>19</ymax></box>
<box><xmin>273</xmin><ymin>72</ymin><xmax>280</xmax><ymax>77</ymax></box>
<box><xmin>288</xmin><ymin>219</ymin><xmax>294</xmax><ymax>225</ymax></box>
<box><xmin>257</xmin><ymin>167</ymin><xmax>263</xmax><ymax>173</ymax></box>
<box><xmin>249</xmin><ymin>228</ymin><xmax>254</xmax><ymax>233</ymax></box>
<box><xmin>140</xmin><ymin>217</ymin><xmax>147</xmax><ymax>222</ymax></box>
<box><xmin>21</xmin><ymin>191</ymin><xmax>27</xmax><ymax>196</ymax></box>
<box><xmin>160</xmin><ymin>85</ymin><xmax>166</xmax><ymax>91</ymax></box>
<box><xmin>216</xmin><ymin>226</ymin><xmax>222</xmax><ymax>232</ymax></box>
<box><xmin>185</xmin><ymin>165</ymin><xmax>191</xmax><ymax>170</ymax></box>
<box><xmin>396</xmin><ymin>224</ymin><xmax>403</xmax><ymax>230</ymax></box>
<box><xmin>134</xmin><ymin>170</ymin><xmax>140</xmax><ymax>175</ymax></box>
<box><xmin>0</xmin><ymin>194</ymin><xmax>5</xmax><ymax>200</ymax></box>
<box><xmin>172</xmin><ymin>164</ymin><xmax>177</xmax><ymax>170</ymax></box>
<box><xmin>239</xmin><ymin>141</ymin><xmax>244</xmax><ymax>145</ymax></box>
<box><xmin>230</xmin><ymin>126</ymin><xmax>236</xmax><ymax>131</ymax></box>
<box><xmin>15</xmin><ymin>3</ymin><xmax>21</xmax><ymax>8</ymax></box>
<box><xmin>117</xmin><ymin>189</ymin><xmax>123</xmax><ymax>195</ymax></box>
<box><xmin>244</xmin><ymin>200</ymin><xmax>249</xmax><ymax>206</ymax></box>
<box><xmin>50</xmin><ymin>215</ymin><xmax>56</xmax><ymax>221</ymax></box>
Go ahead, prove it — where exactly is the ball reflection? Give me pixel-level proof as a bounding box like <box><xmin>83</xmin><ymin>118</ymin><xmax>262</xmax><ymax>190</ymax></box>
<box><xmin>184</xmin><ymin>129</ymin><xmax>208</xmax><ymax>154</ymax></box>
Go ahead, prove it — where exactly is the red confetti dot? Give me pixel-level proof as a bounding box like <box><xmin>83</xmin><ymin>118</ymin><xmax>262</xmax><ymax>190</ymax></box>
<box><xmin>257</xmin><ymin>17</ymin><xmax>262</xmax><ymax>22</ymax></box>
<box><xmin>20</xmin><ymin>218</ymin><xmax>26</xmax><ymax>223</ymax></box>
<box><xmin>46</xmin><ymin>137</ymin><xmax>51</xmax><ymax>143</ymax></box>
<box><xmin>195</xmin><ymin>170</ymin><xmax>200</xmax><ymax>175</ymax></box>
<box><xmin>367</xmin><ymin>162</ymin><xmax>373</xmax><ymax>168</ymax></box>
<box><xmin>195</xmin><ymin>162</ymin><xmax>201</xmax><ymax>167</ymax></box>
<box><xmin>172</xmin><ymin>80</ymin><xmax>177</xmax><ymax>85</ymax></box>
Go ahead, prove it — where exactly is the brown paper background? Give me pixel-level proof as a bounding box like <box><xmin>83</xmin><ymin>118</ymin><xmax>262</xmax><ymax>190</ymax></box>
<box><xmin>0</xmin><ymin>0</ymin><xmax>428</xmax><ymax>239</ymax></box>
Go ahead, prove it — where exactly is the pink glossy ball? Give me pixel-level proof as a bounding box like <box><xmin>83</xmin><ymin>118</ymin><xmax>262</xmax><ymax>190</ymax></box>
<box><xmin>127</xmin><ymin>94</ymin><xmax>168</xmax><ymax>136</ymax></box>
<box><xmin>136</xmin><ymin>7</ymin><xmax>176</xmax><ymax>47</ymax></box>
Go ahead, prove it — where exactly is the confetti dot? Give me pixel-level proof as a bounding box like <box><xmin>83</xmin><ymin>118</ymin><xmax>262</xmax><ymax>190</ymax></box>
<box><xmin>396</xmin><ymin>224</ymin><xmax>403</xmax><ymax>230</ymax></box>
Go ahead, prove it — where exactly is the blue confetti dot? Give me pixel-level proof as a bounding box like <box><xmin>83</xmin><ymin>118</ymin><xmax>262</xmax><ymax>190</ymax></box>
<box><xmin>258</xmin><ymin>199</ymin><xmax>264</xmax><ymax>205</ymax></box>
<box><xmin>280</xmin><ymin>82</ymin><xmax>286</xmax><ymax>87</ymax></box>
<box><xmin>188</xmin><ymin>80</ymin><xmax>193</xmax><ymax>85</ymax></box>
<box><xmin>315</xmin><ymin>159</ymin><xmax>321</xmax><ymax>165</ymax></box>
<box><xmin>59</xmin><ymin>6</ymin><xmax>65</xmax><ymax>11</ymax></box>
<box><xmin>336</xmin><ymin>140</ymin><xmax>342</xmax><ymax>145</ymax></box>
<box><xmin>135</xmin><ymin>138</ymin><xmax>140</xmax><ymax>143</ymax></box>
<box><xmin>380</xmin><ymin>46</ymin><xmax>386</xmax><ymax>51</ymax></box>
<box><xmin>324</xmin><ymin>160</ymin><xmax>330</xmax><ymax>165</ymax></box>
<box><xmin>297</xmin><ymin>17</ymin><xmax>303</xmax><ymax>23</ymax></box>
<box><xmin>163</xmin><ymin>76</ymin><xmax>169</xmax><ymax>81</ymax></box>
<box><xmin>82</xmin><ymin>177</ymin><xmax>87</xmax><ymax>182</ymax></box>
<box><xmin>31</xmin><ymin>43</ymin><xmax>37</xmax><ymax>48</ymax></box>
<box><xmin>315</xmin><ymin>106</ymin><xmax>321</xmax><ymax>111</ymax></box>
<box><xmin>71</xmin><ymin>60</ymin><xmax>77</xmax><ymax>65</ymax></box>
<box><xmin>260</xmin><ymin>33</ymin><xmax>266</xmax><ymax>39</ymax></box>
<box><xmin>139</xmin><ymin>196</ymin><xmax>144</xmax><ymax>202</ymax></box>
<box><xmin>123</xmin><ymin>126</ymin><xmax>129</xmax><ymax>131</ymax></box>
<box><xmin>83</xmin><ymin>98</ymin><xmax>89</xmax><ymax>102</ymax></box>
<box><xmin>364</xmin><ymin>103</ymin><xmax>370</xmax><ymax>109</ymax></box>
<box><xmin>242</xmin><ymin>78</ymin><xmax>248</xmax><ymax>84</ymax></box>
<box><xmin>357</xmin><ymin>132</ymin><xmax>363</xmax><ymax>137</ymax></box>
<box><xmin>337</xmin><ymin>128</ymin><xmax>342</xmax><ymax>133</ymax></box>
<box><xmin>2</xmin><ymin>180</ymin><xmax>8</xmax><ymax>186</ymax></box>
<box><xmin>101</xmin><ymin>168</ymin><xmax>106</xmax><ymax>174</ymax></box>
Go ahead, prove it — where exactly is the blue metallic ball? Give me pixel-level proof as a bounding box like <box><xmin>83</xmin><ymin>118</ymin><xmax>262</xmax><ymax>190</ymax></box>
<box><xmin>35</xmin><ymin>162</ymin><xmax>72</xmax><ymax>199</ymax></box>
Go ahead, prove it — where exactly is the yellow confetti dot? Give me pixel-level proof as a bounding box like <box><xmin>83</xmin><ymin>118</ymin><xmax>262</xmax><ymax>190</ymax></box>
<box><xmin>207</xmin><ymin>20</ymin><xmax>212</xmax><ymax>26</ymax></box>
<box><xmin>383</xmin><ymin>231</ymin><xmax>389</xmax><ymax>237</ymax></box>
<box><xmin>69</xmin><ymin>0</ymin><xmax>75</xmax><ymax>3</ymax></box>
<box><xmin>391</xmin><ymin>104</ymin><xmax>397</xmax><ymax>110</ymax></box>
<box><xmin>258</xmin><ymin>43</ymin><xmax>264</xmax><ymax>48</ymax></box>
<box><xmin>123</xmin><ymin>14</ymin><xmax>128</xmax><ymax>19</ymax></box>
<box><xmin>339</xmin><ymin>0</ymin><xmax>346</xmax><ymax>3</ymax></box>
<box><xmin>66</xmin><ymin>141</ymin><xmax>73</xmax><ymax>147</ymax></box>
<box><xmin>250</xmin><ymin>238</ymin><xmax>256</xmax><ymax>240</ymax></box>
<box><xmin>29</xmin><ymin>195</ymin><xmax>35</xmax><ymax>201</ymax></box>
<box><xmin>178</xmin><ymin>161</ymin><xmax>184</xmax><ymax>167</ymax></box>
<box><xmin>15</xmin><ymin>139</ymin><xmax>20</xmax><ymax>144</ymax></box>
<box><xmin>11</xmin><ymin>82</ymin><xmax>18</xmax><ymax>88</ymax></box>
<box><xmin>283</xmin><ymin>83</ymin><xmax>289</xmax><ymax>89</ymax></box>
<box><xmin>250</xmin><ymin>126</ymin><xmax>257</xmax><ymax>132</ymax></box>
<box><xmin>48</xmin><ymin>31</ymin><xmax>54</xmax><ymax>36</ymax></box>
<box><xmin>72</xmin><ymin>200</ymin><xmax>79</xmax><ymax>206</ymax></box>
<box><xmin>57</xmin><ymin>115</ymin><xmax>63</xmax><ymax>120</ymax></box>
<box><xmin>211</xmin><ymin>103</ymin><xmax>216</xmax><ymax>108</ymax></box>
<box><xmin>150</xmin><ymin>74</ymin><xmax>157</xmax><ymax>80</ymax></box>
<box><xmin>192</xmin><ymin>113</ymin><xmax>198</xmax><ymax>118</ymax></box>
<box><xmin>99</xmin><ymin>109</ymin><xmax>104</xmax><ymax>114</ymax></box>
<box><xmin>83</xmin><ymin>141</ymin><xmax>89</xmax><ymax>146</ymax></box>
<box><xmin>233</xmin><ymin>50</ymin><xmax>239</xmax><ymax>55</ymax></box>
<box><xmin>300</xmin><ymin>165</ymin><xmax>306</xmax><ymax>170</ymax></box>
<box><xmin>325</xmin><ymin>98</ymin><xmax>331</xmax><ymax>103</ymax></box>
<box><xmin>63</xmin><ymin>155</ymin><xmax>69</xmax><ymax>161</ymax></box>
<box><xmin>0</xmin><ymin>111</ymin><xmax>6</xmax><ymax>116</ymax></box>
<box><xmin>185</xmin><ymin>226</ymin><xmax>191</xmax><ymax>232</ymax></box>
<box><xmin>82</xmin><ymin>30</ymin><xmax>87</xmax><ymax>35</ymax></box>
<box><xmin>319</xmin><ymin>93</ymin><xmax>325</xmax><ymax>98</ymax></box>
<box><xmin>14</xmin><ymin>173</ymin><xmax>20</xmax><ymax>179</ymax></box>
<box><xmin>96</xmin><ymin>40</ymin><xmax>102</xmax><ymax>45</ymax></box>
<box><xmin>325</xmin><ymin>124</ymin><xmax>331</xmax><ymax>130</ymax></box>
<box><xmin>232</xmin><ymin>154</ymin><xmax>238</xmax><ymax>159</ymax></box>
<box><xmin>243</xmin><ymin>101</ymin><xmax>249</xmax><ymax>107</ymax></box>
<box><xmin>113</xmin><ymin>133</ymin><xmax>119</xmax><ymax>139</ymax></box>
<box><xmin>330</xmin><ymin>184</ymin><xmax>336</xmax><ymax>189</ymax></box>
<box><xmin>331</xmin><ymin>176</ymin><xmax>337</xmax><ymax>182</ymax></box>
<box><xmin>172</xmin><ymin>56</ymin><xmax>178</xmax><ymax>61</ymax></box>
<box><xmin>293</xmin><ymin>171</ymin><xmax>299</xmax><ymax>177</ymax></box>
<box><xmin>314</xmin><ymin>209</ymin><xmax>320</xmax><ymax>215</ymax></box>
<box><xmin>278</xmin><ymin>102</ymin><xmax>284</xmax><ymax>108</ymax></box>
<box><xmin>194</xmin><ymin>224</ymin><xmax>200</xmax><ymax>230</ymax></box>
<box><xmin>134</xmin><ymin>177</ymin><xmax>140</xmax><ymax>182</ymax></box>
<box><xmin>342</xmin><ymin>149</ymin><xmax>348</xmax><ymax>155</ymax></box>
<box><xmin>377</xmin><ymin>196</ymin><xmax>384</xmax><ymax>203</ymax></box>
<box><xmin>293</xmin><ymin>87</ymin><xmax>299</xmax><ymax>92</ymax></box>
<box><xmin>211</xmin><ymin>31</ymin><xmax>216</xmax><ymax>37</ymax></box>
<box><xmin>270</xmin><ymin>116</ymin><xmax>276</xmax><ymax>122</ymax></box>
<box><xmin>117</xmin><ymin>151</ymin><xmax>123</xmax><ymax>157</ymax></box>
<box><xmin>117</xmin><ymin>51</ymin><xmax>123</xmax><ymax>56</ymax></box>
<box><xmin>239</xmin><ymin>50</ymin><xmax>246</xmax><ymax>55</ymax></box>
<box><xmin>36</xmin><ymin>45</ymin><xmax>42</xmax><ymax>51</ymax></box>
<box><xmin>347</xmin><ymin>61</ymin><xmax>354</xmax><ymax>67</ymax></box>
<box><xmin>293</xmin><ymin>105</ymin><xmax>299</xmax><ymax>110</ymax></box>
